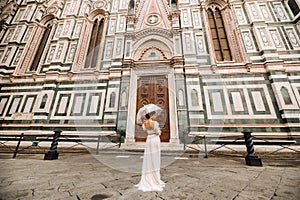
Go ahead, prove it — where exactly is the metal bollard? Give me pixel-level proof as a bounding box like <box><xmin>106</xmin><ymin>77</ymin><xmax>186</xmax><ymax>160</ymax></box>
<box><xmin>242</xmin><ymin>130</ymin><xmax>262</xmax><ymax>166</ymax></box>
<box><xmin>44</xmin><ymin>129</ymin><xmax>61</xmax><ymax>160</ymax></box>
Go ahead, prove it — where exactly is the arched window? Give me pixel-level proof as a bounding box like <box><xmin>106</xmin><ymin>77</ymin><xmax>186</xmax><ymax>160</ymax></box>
<box><xmin>121</xmin><ymin>91</ymin><xmax>127</xmax><ymax>108</ymax></box>
<box><xmin>84</xmin><ymin>18</ymin><xmax>104</xmax><ymax>69</ymax></box>
<box><xmin>207</xmin><ymin>7</ymin><xmax>232</xmax><ymax>61</ymax></box>
<box><xmin>191</xmin><ymin>89</ymin><xmax>199</xmax><ymax>106</ymax></box>
<box><xmin>178</xmin><ymin>89</ymin><xmax>185</xmax><ymax>107</ymax></box>
<box><xmin>109</xmin><ymin>92</ymin><xmax>116</xmax><ymax>108</ymax></box>
<box><xmin>281</xmin><ymin>86</ymin><xmax>292</xmax><ymax>105</ymax></box>
<box><xmin>40</xmin><ymin>94</ymin><xmax>48</xmax><ymax>109</ymax></box>
<box><xmin>171</xmin><ymin>0</ymin><xmax>178</xmax><ymax>9</ymax></box>
<box><xmin>129</xmin><ymin>0</ymin><xmax>135</xmax><ymax>14</ymax></box>
<box><xmin>30</xmin><ymin>24</ymin><xmax>52</xmax><ymax>71</ymax></box>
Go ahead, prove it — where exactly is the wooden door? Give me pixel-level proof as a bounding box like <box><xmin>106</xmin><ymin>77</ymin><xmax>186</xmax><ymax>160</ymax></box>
<box><xmin>135</xmin><ymin>76</ymin><xmax>170</xmax><ymax>142</ymax></box>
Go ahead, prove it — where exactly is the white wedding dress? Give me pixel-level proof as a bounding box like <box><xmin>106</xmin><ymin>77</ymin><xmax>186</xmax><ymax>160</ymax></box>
<box><xmin>135</xmin><ymin>121</ymin><xmax>165</xmax><ymax>192</ymax></box>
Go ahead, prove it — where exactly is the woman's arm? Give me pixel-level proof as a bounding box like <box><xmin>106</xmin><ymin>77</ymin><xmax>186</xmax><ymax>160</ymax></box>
<box><xmin>154</xmin><ymin>121</ymin><xmax>161</xmax><ymax>135</ymax></box>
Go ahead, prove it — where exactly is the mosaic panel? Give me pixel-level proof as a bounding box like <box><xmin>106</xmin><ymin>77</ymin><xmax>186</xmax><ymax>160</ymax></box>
<box><xmin>70</xmin><ymin>93</ymin><xmax>86</xmax><ymax>116</ymax></box>
<box><xmin>204</xmin><ymin>85</ymin><xmax>277</xmax><ymax>119</ymax></box>
<box><xmin>21</xmin><ymin>95</ymin><xmax>37</xmax><ymax>113</ymax></box>
<box><xmin>0</xmin><ymin>96</ymin><xmax>9</xmax><ymax>116</ymax></box>
<box><xmin>6</xmin><ymin>95</ymin><xmax>23</xmax><ymax>117</ymax></box>
<box><xmin>54</xmin><ymin>93</ymin><xmax>71</xmax><ymax>116</ymax></box>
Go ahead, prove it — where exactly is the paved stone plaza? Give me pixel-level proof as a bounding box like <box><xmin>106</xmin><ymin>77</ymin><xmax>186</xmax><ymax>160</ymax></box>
<box><xmin>0</xmin><ymin>150</ymin><xmax>299</xmax><ymax>200</ymax></box>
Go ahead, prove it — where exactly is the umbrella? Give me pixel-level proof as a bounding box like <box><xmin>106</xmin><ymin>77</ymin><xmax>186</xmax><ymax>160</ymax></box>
<box><xmin>136</xmin><ymin>104</ymin><xmax>162</xmax><ymax>124</ymax></box>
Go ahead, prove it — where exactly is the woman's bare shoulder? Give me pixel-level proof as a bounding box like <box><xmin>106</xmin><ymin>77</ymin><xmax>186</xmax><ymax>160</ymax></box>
<box><xmin>144</xmin><ymin>120</ymin><xmax>155</xmax><ymax>130</ymax></box>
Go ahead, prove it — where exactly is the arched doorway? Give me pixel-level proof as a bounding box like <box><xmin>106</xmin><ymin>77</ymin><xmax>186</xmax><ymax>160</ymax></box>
<box><xmin>131</xmin><ymin>35</ymin><xmax>174</xmax><ymax>143</ymax></box>
<box><xmin>135</xmin><ymin>75</ymin><xmax>170</xmax><ymax>142</ymax></box>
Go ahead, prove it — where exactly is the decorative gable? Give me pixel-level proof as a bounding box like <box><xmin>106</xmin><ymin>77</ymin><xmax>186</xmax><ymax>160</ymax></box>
<box><xmin>135</xmin><ymin>0</ymin><xmax>171</xmax><ymax>31</ymax></box>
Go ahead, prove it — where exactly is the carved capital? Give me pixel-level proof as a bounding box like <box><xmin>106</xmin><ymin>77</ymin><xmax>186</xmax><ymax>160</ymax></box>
<box><xmin>126</xmin><ymin>15</ymin><xmax>137</xmax><ymax>24</ymax></box>
<box><xmin>168</xmin><ymin>10</ymin><xmax>181</xmax><ymax>20</ymax></box>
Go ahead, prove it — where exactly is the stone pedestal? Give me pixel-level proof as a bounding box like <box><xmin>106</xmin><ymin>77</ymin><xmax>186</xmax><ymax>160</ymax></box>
<box><xmin>245</xmin><ymin>155</ymin><xmax>263</xmax><ymax>166</ymax></box>
<box><xmin>44</xmin><ymin>129</ymin><xmax>61</xmax><ymax>160</ymax></box>
<box><xmin>44</xmin><ymin>151</ymin><xmax>59</xmax><ymax>160</ymax></box>
<box><xmin>242</xmin><ymin>130</ymin><xmax>263</xmax><ymax>166</ymax></box>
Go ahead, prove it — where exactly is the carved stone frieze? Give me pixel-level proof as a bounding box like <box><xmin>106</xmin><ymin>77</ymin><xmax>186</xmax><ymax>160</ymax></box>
<box><xmin>134</xmin><ymin>27</ymin><xmax>173</xmax><ymax>40</ymax></box>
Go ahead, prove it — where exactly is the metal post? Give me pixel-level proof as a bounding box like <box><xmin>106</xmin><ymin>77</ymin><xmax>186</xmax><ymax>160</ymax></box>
<box><xmin>243</xmin><ymin>131</ymin><xmax>256</xmax><ymax>156</ymax></box>
<box><xmin>203</xmin><ymin>136</ymin><xmax>208</xmax><ymax>158</ymax></box>
<box><xmin>117</xmin><ymin>130</ymin><xmax>121</xmax><ymax>148</ymax></box>
<box><xmin>13</xmin><ymin>133</ymin><xmax>24</xmax><ymax>158</ymax></box>
<box><xmin>183</xmin><ymin>131</ymin><xmax>186</xmax><ymax>151</ymax></box>
<box><xmin>96</xmin><ymin>135</ymin><xmax>100</xmax><ymax>155</ymax></box>
<box><xmin>44</xmin><ymin>129</ymin><xmax>61</xmax><ymax>160</ymax></box>
<box><xmin>118</xmin><ymin>130</ymin><xmax>125</xmax><ymax>148</ymax></box>
<box><xmin>242</xmin><ymin>130</ymin><xmax>262</xmax><ymax>166</ymax></box>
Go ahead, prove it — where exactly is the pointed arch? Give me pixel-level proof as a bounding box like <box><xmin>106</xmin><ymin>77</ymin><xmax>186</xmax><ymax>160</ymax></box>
<box><xmin>87</xmin><ymin>8</ymin><xmax>106</xmax><ymax>21</ymax></box>
<box><xmin>132</xmin><ymin>32</ymin><xmax>173</xmax><ymax>61</ymax></box>
<box><xmin>207</xmin><ymin>6</ymin><xmax>232</xmax><ymax>61</ymax></box>
<box><xmin>178</xmin><ymin>89</ymin><xmax>185</xmax><ymax>107</ymax></box>
<box><xmin>72</xmin><ymin>8</ymin><xmax>107</xmax><ymax>71</ymax></box>
<box><xmin>203</xmin><ymin>0</ymin><xmax>245</xmax><ymax>63</ymax></box>
<box><xmin>39</xmin><ymin>14</ymin><xmax>56</xmax><ymax>25</ymax></box>
<box><xmin>129</xmin><ymin>0</ymin><xmax>135</xmax><ymax>14</ymax></box>
<box><xmin>84</xmin><ymin>18</ymin><xmax>105</xmax><ymax>68</ymax></box>
<box><xmin>109</xmin><ymin>92</ymin><xmax>116</xmax><ymax>108</ymax></box>
<box><xmin>135</xmin><ymin>0</ymin><xmax>171</xmax><ymax>30</ymax></box>
<box><xmin>40</xmin><ymin>94</ymin><xmax>48</xmax><ymax>109</ymax></box>
<box><xmin>281</xmin><ymin>86</ymin><xmax>292</xmax><ymax>105</ymax></box>
<box><xmin>30</xmin><ymin>23</ymin><xmax>53</xmax><ymax>71</ymax></box>
<box><xmin>204</xmin><ymin>0</ymin><xmax>228</xmax><ymax>10</ymax></box>
<box><xmin>139</xmin><ymin>47</ymin><xmax>168</xmax><ymax>60</ymax></box>
<box><xmin>191</xmin><ymin>89</ymin><xmax>199</xmax><ymax>106</ymax></box>
<box><xmin>30</xmin><ymin>15</ymin><xmax>56</xmax><ymax>71</ymax></box>
<box><xmin>15</xmin><ymin>14</ymin><xmax>55</xmax><ymax>74</ymax></box>
<box><xmin>171</xmin><ymin>0</ymin><xmax>178</xmax><ymax>6</ymax></box>
<box><xmin>121</xmin><ymin>91</ymin><xmax>127</xmax><ymax>108</ymax></box>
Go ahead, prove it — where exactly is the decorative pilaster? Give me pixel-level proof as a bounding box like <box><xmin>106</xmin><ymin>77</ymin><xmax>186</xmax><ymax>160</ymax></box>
<box><xmin>265</xmin><ymin>62</ymin><xmax>300</xmax><ymax>133</ymax></box>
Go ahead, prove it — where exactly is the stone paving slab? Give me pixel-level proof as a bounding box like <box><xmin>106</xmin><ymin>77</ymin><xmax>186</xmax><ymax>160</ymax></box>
<box><xmin>0</xmin><ymin>152</ymin><xmax>299</xmax><ymax>200</ymax></box>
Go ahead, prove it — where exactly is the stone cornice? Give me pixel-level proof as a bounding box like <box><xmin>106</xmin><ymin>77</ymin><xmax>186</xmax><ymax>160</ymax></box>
<box><xmin>2</xmin><ymin>71</ymin><xmax>112</xmax><ymax>84</ymax></box>
<box><xmin>134</xmin><ymin>27</ymin><xmax>173</xmax><ymax>40</ymax></box>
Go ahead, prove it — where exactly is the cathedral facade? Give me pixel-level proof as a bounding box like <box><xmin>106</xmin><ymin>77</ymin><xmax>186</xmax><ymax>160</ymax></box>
<box><xmin>0</xmin><ymin>0</ymin><xmax>299</xmax><ymax>144</ymax></box>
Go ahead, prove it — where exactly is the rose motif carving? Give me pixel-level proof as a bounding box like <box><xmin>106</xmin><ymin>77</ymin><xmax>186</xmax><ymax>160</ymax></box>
<box><xmin>47</xmin><ymin>6</ymin><xmax>57</xmax><ymax>14</ymax></box>
<box><xmin>94</xmin><ymin>1</ymin><xmax>105</xmax><ymax>9</ymax></box>
<box><xmin>145</xmin><ymin>14</ymin><xmax>160</xmax><ymax>26</ymax></box>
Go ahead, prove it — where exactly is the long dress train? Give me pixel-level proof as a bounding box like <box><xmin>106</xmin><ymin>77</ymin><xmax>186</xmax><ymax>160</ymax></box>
<box><xmin>135</xmin><ymin>121</ymin><xmax>165</xmax><ymax>192</ymax></box>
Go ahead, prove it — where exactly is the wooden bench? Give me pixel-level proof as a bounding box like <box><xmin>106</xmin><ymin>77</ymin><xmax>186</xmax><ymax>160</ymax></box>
<box><xmin>0</xmin><ymin>131</ymin><xmax>124</xmax><ymax>158</ymax></box>
<box><xmin>184</xmin><ymin>133</ymin><xmax>300</xmax><ymax>158</ymax></box>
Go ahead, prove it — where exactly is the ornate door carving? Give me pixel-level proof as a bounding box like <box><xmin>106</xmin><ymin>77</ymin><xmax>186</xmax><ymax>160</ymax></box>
<box><xmin>136</xmin><ymin>76</ymin><xmax>170</xmax><ymax>142</ymax></box>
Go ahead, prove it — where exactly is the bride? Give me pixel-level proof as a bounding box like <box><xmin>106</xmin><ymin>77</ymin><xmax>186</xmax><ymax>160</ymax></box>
<box><xmin>135</xmin><ymin>111</ymin><xmax>165</xmax><ymax>192</ymax></box>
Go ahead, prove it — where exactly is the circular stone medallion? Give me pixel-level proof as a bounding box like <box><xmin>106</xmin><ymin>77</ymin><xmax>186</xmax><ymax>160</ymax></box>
<box><xmin>94</xmin><ymin>1</ymin><xmax>105</xmax><ymax>9</ymax></box>
<box><xmin>146</xmin><ymin>14</ymin><xmax>160</xmax><ymax>26</ymax></box>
